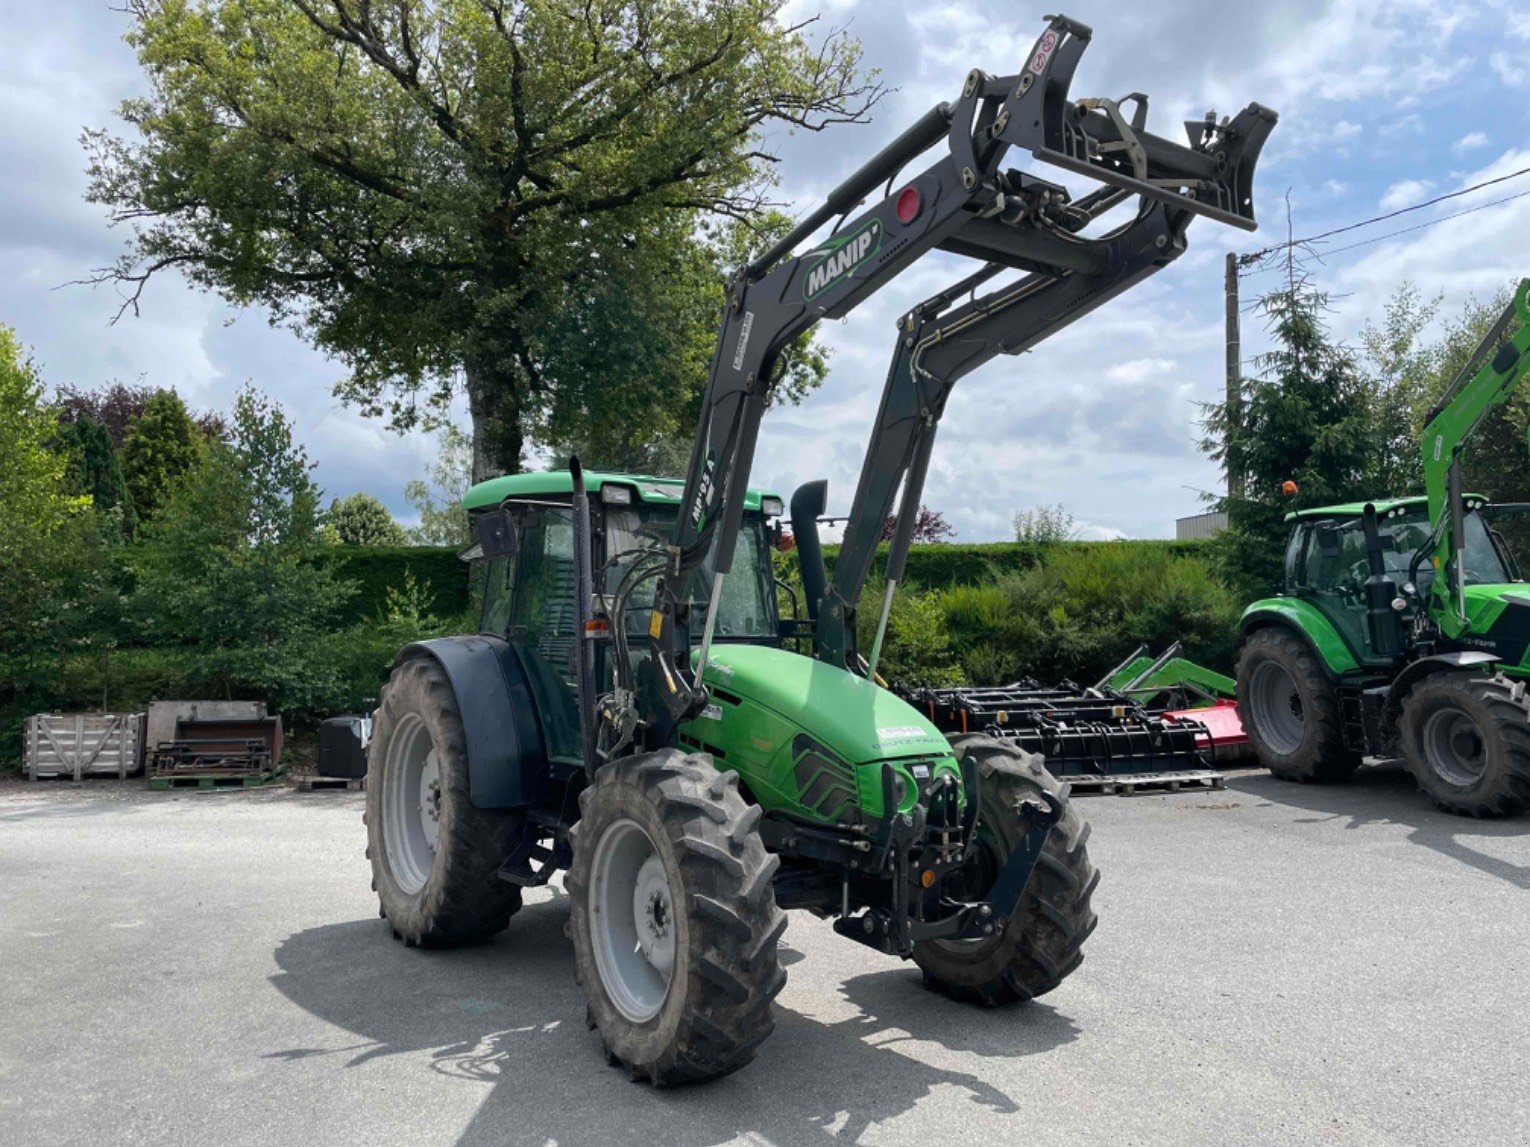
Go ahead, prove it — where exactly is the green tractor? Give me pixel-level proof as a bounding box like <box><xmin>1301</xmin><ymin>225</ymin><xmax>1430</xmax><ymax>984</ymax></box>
<box><xmin>363</xmin><ymin>16</ymin><xmax>1275</xmax><ymax>1083</ymax></box>
<box><xmin>1236</xmin><ymin>279</ymin><xmax>1530</xmax><ymax>817</ymax></box>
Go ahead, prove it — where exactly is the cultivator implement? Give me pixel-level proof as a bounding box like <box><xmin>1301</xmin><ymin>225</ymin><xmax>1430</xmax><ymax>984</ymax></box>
<box><xmin>898</xmin><ymin>645</ymin><xmax>1249</xmax><ymax>791</ymax></box>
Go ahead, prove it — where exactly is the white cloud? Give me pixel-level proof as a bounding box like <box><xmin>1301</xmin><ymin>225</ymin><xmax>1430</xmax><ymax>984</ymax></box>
<box><xmin>1379</xmin><ymin>179</ymin><xmax>1432</xmax><ymax>212</ymax></box>
<box><xmin>1325</xmin><ymin>180</ymin><xmax>1348</xmax><ymax>195</ymax></box>
<box><xmin>1332</xmin><ymin>120</ymin><xmax>1362</xmax><ymax>140</ymax></box>
<box><xmin>1491</xmin><ymin>51</ymin><xmax>1527</xmax><ymax>88</ymax></box>
<box><xmin>1454</xmin><ymin>130</ymin><xmax>1491</xmax><ymax>153</ymax></box>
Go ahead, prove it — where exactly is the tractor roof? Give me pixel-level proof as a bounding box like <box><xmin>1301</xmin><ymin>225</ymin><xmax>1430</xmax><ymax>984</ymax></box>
<box><xmin>1285</xmin><ymin>494</ymin><xmax>1487</xmax><ymax>522</ymax></box>
<box><xmin>462</xmin><ymin>470</ymin><xmax>780</xmax><ymax>513</ymax></box>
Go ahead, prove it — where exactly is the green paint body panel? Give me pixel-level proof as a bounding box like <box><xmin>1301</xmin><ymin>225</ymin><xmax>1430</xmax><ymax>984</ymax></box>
<box><xmin>1107</xmin><ymin>657</ymin><xmax>1236</xmax><ymax>703</ymax></box>
<box><xmin>462</xmin><ymin>469</ymin><xmax>778</xmax><ymax>513</ymax></box>
<box><xmin>678</xmin><ymin>644</ymin><xmax>962</xmax><ymax>823</ymax></box>
<box><xmin>1239</xmin><ymin>597</ymin><xmax>1364</xmax><ymax>675</ymax></box>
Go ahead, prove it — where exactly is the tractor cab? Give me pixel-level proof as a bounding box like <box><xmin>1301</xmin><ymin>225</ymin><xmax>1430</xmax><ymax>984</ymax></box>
<box><xmin>1280</xmin><ymin>496</ymin><xmax>1522</xmax><ymax>667</ymax></box>
<box><xmin>461</xmin><ymin>469</ymin><xmax>786</xmax><ymax>765</ymax></box>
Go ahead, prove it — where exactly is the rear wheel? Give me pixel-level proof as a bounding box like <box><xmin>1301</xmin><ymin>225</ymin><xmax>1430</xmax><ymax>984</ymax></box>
<box><xmin>1236</xmin><ymin>627</ymin><xmax>1359</xmax><ymax>783</ymax></box>
<box><xmin>566</xmin><ymin>750</ymin><xmax>787</xmax><ymax>1085</ymax></box>
<box><xmin>1399</xmin><ymin>673</ymin><xmax>1530</xmax><ymax>817</ymax></box>
<box><xmin>366</xmin><ymin>657</ymin><xmax>525</xmax><ymax>946</ymax></box>
<box><xmin>913</xmin><ymin>736</ymin><xmax>1098</xmax><ymax>1005</ymax></box>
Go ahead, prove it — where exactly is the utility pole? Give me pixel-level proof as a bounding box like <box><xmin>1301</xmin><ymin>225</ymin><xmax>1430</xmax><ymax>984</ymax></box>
<box><xmin>1224</xmin><ymin>251</ymin><xmax>1244</xmax><ymax>501</ymax></box>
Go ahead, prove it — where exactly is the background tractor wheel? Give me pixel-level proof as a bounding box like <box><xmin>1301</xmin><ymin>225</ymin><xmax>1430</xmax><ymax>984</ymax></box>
<box><xmin>913</xmin><ymin>735</ymin><xmax>1098</xmax><ymax>1006</ymax></box>
<box><xmin>1236</xmin><ymin>627</ymin><xmax>1359</xmax><ymax>783</ymax></box>
<box><xmin>566</xmin><ymin>750</ymin><xmax>786</xmax><ymax>1086</ymax></box>
<box><xmin>366</xmin><ymin>657</ymin><xmax>525</xmax><ymax>947</ymax></box>
<box><xmin>1399</xmin><ymin>673</ymin><xmax>1530</xmax><ymax>817</ymax></box>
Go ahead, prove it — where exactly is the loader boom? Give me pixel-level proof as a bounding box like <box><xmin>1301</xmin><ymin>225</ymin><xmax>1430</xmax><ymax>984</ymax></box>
<box><xmin>1421</xmin><ymin>279</ymin><xmax>1530</xmax><ymax>634</ymax></box>
<box><xmin>622</xmin><ymin>13</ymin><xmax>1275</xmax><ymax>731</ymax></box>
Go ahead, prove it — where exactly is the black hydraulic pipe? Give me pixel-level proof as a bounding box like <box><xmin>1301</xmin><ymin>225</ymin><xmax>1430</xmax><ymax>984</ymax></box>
<box><xmin>749</xmin><ymin>102</ymin><xmax>954</xmax><ymax>278</ymax></box>
<box><xmin>791</xmin><ymin>480</ymin><xmax>830</xmax><ymax>623</ymax></box>
<box><xmin>569</xmin><ymin>458</ymin><xmax>599</xmax><ymax>777</ymax></box>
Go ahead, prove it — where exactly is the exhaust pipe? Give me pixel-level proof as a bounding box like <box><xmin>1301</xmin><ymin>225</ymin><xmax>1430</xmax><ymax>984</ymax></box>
<box><xmin>791</xmin><ymin>480</ymin><xmax>829</xmax><ymax>623</ymax></box>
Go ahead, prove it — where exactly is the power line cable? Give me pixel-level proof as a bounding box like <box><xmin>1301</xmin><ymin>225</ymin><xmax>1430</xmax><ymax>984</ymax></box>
<box><xmin>1240</xmin><ymin>185</ymin><xmax>1530</xmax><ymax>276</ymax></box>
<box><xmin>1241</xmin><ymin>163</ymin><xmax>1530</xmax><ymax>265</ymax></box>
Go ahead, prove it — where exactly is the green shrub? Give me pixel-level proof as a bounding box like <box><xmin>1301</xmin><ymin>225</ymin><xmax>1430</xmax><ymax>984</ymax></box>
<box><xmin>856</xmin><ymin>578</ymin><xmax>964</xmax><ymax>687</ymax></box>
<box><xmin>934</xmin><ymin>542</ymin><xmax>1239</xmax><ymax>687</ymax></box>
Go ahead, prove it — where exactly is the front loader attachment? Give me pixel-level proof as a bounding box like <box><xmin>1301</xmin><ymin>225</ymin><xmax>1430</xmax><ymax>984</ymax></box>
<box><xmin>991</xmin><ymin>16</ymin><xmax>1275</xmax><ymax>232</ymax></box>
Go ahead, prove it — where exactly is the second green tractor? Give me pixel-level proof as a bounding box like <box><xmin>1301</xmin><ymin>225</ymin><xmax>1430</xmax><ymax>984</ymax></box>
<box><xmin>1237</xmin><ymin>279</ymin><xmax>1530</xmax><ymax>818</ymax></box>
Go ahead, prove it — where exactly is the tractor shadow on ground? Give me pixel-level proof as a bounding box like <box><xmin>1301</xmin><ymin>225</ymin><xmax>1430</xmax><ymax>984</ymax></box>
<box><xmin>267</xmin><ymin>897</ymin><xmax>1080</xmax><ymax>1145</ymax></box>
<box><xmin>1226</xmin><ymin>760</ymin><xmax>1530</xmax><ymax>890</ymax></box>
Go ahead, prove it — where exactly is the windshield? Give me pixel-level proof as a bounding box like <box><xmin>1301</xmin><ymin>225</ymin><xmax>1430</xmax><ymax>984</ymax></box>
<box><xmin>1299</xmin><ymin>507</ymin><xmax>1513</xmax><ymax>595</ymax></box>
<box><xmin>603</xmin><ymin>506</ymin><xmax>775</xmax><ymax>639</ymax></box>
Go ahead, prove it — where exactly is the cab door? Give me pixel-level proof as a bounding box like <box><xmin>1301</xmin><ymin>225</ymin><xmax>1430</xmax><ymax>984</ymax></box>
<box><xmin>1294</xmin><ymin>519</ymin><xmax>1377</xmax><ymax>664</ymax></box>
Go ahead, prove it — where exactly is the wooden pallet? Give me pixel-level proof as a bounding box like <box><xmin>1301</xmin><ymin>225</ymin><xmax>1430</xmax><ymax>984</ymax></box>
<box><xmin>293</xmin><ymin>774</ymin><xmax>364</xmax><ymax>792</ymax></box>
<box><xmin>148</xmin><ymin>771</ymin><xmax>282</xmax><ymax>791</ymax></box>
<box><xmin>1067</xmin><ymin>769</ymin><xmax>1226</xmax><ymax>796</ymax></box>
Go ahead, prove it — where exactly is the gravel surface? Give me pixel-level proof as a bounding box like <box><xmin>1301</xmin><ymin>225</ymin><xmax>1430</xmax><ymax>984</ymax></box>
<box><xmin>1</xmin><ymin>763</ymin><xmax>1526</xmax><ymax>1146</ymax></box>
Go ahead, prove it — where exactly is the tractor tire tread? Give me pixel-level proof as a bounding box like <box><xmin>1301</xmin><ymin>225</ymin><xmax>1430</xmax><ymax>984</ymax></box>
<box><xmin>569</xmin><ymin>749</ymin><xmax>785</xmax><ymax>1086</ymax></box>
<box><xmin>1400</xmin><ymin>672</ymin><xmax>1530</xmax><ymax>817</ymax></box>
<box><xmin>913</xmin><ymin>735</ymin><xmax>1097</xmax><ymax>1006</ymax></box>
<box><xmin>1236</xmin><ymin>627</ymin><xmax>1359</xmax><ymax>783</ymax></box>
<box><xmin>367</xmin><ymin>657</ymin><xmax>523</xmax><ymax>949</ymax></box>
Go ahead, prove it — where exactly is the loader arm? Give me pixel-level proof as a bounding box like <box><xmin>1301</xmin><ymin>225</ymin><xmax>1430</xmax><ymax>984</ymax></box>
<box><xmin>1422</xmin><ymin>279</ymin><xmax>1530</xmax><ymax>635</ymax></box>
<box><xmin>813</xmin><ymin>194</ymin><xmax>1191</xmax><ymax>671</ymax></box>
<box><xmin>627</xmin><ymin>13</ymin><xmax>1275</xmax><ymax>728</ymax></box>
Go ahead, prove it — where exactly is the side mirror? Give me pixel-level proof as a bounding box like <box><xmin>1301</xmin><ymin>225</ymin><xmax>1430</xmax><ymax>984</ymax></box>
<box><xmin>474</xmin><ymin>507</ymin><xmax>520</xmax><ymax>558</ymax></box>
<box><xmin>1317</xmin><ymin>526</ymin><xmax>1341</xmax><ymax>558</ymax></box>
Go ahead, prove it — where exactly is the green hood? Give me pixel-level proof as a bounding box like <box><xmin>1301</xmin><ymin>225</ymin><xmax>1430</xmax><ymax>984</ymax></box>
<box><xmin>694</xmin><ymin>645</ymin><xmax>950</xmax><ymax>765</ymax></box>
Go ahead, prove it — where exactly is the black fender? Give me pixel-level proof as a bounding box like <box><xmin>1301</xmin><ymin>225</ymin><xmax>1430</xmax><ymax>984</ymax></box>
<box><xmin>1384</xmin><ymin>651</ymin><xmax>1501</xmax><ymax>718</ymax></box>
<box><xmin>394</xmin><ymin>636</ymin><xmax>548</xmax><ymax>809</ymax></box>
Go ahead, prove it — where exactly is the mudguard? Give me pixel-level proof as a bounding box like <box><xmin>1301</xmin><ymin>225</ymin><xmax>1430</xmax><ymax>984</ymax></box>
<box><xmin>1239</xmin><ymin>599</ymin><xmax>1363</xmax><ymax>676</ymax></box>
<box><xmin>395</xmin><ymin>636</ymin><xmax>547</xmax><ymax>809</ymax></box>
<box><xmin>1387</xmin><ymin>651</ymin><xmax>1501</xmax><ymax>712</ymax></box>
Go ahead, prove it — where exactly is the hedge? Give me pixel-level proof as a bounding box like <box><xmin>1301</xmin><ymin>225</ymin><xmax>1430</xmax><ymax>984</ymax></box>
<box><xmin>318</xmin><ymin>545</ymin><xmax>472</xmax><ymax>625</ymax></box>
<box><xmin>786</xmin><ymin>537</ymin><xmax>1207</xmax><ymax>588</ymax></box>
<box><xmin>322</xmin><ymin>539</ymin><xmax>1210</xmax><ymax>627</ymax></box>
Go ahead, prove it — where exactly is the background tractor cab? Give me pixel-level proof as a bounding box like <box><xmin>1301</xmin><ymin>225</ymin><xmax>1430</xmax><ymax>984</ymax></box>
<box><xmin>1278</xmin><ymin>495</ymin><xmax>1524</xmax><ymax>668</ymax></box>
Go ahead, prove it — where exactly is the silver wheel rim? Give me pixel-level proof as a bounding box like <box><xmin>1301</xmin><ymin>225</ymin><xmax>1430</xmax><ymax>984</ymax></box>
<box><xmin>1248</xmin><ymin>660</ymin><xmax>1304</xmax><ymax>754</ymax></box>
<box><xmin>589</xmin><ymin>818</ymin><xmax>676</xmax><ymax>1024</ymax></box>
<box><xmin>1422</xmin><ymin>707</ymin><xmax>1487</xmax><ymax>786</ymax></box>
<box><xmin>382</xmin><ymin>713</ymin><xmax>441</xmax><ymax>894</ymax></box>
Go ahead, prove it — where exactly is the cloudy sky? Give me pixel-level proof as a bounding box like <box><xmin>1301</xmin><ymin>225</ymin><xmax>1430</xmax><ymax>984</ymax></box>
<box><xmin>4</xmin><ymin>1</ymin><xmax>1530</xmax><ymax>539</ymax></box>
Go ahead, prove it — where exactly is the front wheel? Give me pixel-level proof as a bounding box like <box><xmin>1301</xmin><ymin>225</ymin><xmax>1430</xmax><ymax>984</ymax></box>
<box><xmin>1236</xmin><ymin>627</ymin><xmax>1359</xmax><ymax>783</ymax></box>
<box><xmin>1399</xmin><ymin>673</ymin><xmax>1530</xmax><ymax>817</ymax></box>
<box><xmin>913</xmin><ymin>736</ymin><xmax>1099</xmax><ymax>1006</ymax></box>
<box><xmin>566</xmin><ymin>750</ymin><xmax>787</xmax><ymax>1085</ymax></box>
<box><xmin>366</xmin><ymin>657</ymin><xmax>525</xmax><ymax>946</ymax></box>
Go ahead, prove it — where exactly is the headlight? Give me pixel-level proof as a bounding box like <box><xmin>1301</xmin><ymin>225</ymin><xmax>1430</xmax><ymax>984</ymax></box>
<box><xmin>600</xmin><ymin>484</ymin><xmax>633</xmax><ymax>505</ymax></box>
<box><xmin>761</xmin><ymin>495</ymin><xmax>784</xmax><ymax>518</ymax></box>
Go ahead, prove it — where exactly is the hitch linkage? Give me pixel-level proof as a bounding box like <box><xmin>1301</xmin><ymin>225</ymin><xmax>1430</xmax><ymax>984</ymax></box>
<box><xmin>833</xmin><ymin>761</ymin><xmax>1064</xmax><ymax>958</ymax></box>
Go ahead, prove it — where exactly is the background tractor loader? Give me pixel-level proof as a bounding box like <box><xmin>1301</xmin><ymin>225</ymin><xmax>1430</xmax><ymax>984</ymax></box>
<box><xmin>1237</xmin><ymin>280</ymin><xmax>1530</xmax><ymax>817</ymax></box>
<box><xmin>363</xmin><ymin>14</ymin><xmax>1275</xmax><ymax>1084</ymax></box>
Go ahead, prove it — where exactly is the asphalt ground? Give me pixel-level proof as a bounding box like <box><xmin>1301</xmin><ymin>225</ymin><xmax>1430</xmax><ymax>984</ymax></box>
<box><xmin>1</xmin><ymin>762</ymin><xmax>1526</xmax><ymax>1146</ymax></box>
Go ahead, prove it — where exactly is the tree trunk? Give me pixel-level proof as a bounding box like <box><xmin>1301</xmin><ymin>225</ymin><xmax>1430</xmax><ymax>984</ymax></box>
<box><xmin>464</xmin><ymin>355</ymin><xmax>526</xmax><ymax>484</ymax></box>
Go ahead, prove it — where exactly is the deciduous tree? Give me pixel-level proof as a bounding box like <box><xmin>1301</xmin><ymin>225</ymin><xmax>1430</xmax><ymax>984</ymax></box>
<box><xmin>87</xmin><ymin>0</ymin><xmax>879</xmax><ymax>478</ymax></box>
<box><xmin>329</xmin><ymin>492</ymin><xmax>409</xmax><ymax>546</ymax></box>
